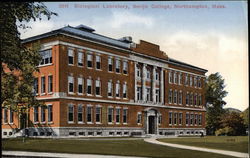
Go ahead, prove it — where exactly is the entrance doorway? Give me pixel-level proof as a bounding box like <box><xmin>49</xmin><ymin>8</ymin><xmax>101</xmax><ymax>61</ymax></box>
<box><xmin>148</xmin><ymin>116</ymin><xmax>155</xmax><ymax>134</ymax></box>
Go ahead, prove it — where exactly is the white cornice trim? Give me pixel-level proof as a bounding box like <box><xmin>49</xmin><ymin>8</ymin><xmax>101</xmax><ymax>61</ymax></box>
<box><xmin>130</xmin><ymin>55</ymin><xmax>168</xmax><ymax>69</ymax></box>
<box><xmin>167</xmin><ymin>67</ymin><xmax>206</xmax><ymax>77</ymax></box>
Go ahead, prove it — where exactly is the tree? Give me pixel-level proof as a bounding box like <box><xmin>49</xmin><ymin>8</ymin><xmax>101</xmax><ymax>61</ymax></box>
<box><xmin>205</xmin><ymin>72</ymin><xmax>228</xmax><ymax>135</ymax></box>
<box><xmin>0</xmin><ymin>2</ymin><xmax>57</xmax><ymax>129</ymax></box>
<box><xmin>241</xmin><ymin>107</ymin><xmax>249</xmax><ymax>129</ymax></box>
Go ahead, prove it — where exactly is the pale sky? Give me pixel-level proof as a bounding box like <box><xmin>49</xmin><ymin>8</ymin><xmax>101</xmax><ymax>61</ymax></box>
<box><xmin>19</xmin><ymin>1</ymin><xmax>248</xmax><ymax>111</ymax></box>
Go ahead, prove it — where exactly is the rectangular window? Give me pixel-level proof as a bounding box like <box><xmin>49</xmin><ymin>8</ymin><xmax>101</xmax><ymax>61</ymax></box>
<box><xmin>96</xmin><ymin>107</ymin><xmax>101</xmax><ymax>123</ymax></box>
<box><xmin>174</xmin><ymin>113</ymin><xmax>177</xmax><ymax>125</ymax></box>
<box><xmin>137</xmin><ymin>65</ymin><xmax>141</xmax><ymax>78</ymax></box>
<box><xmin>169</xmin><ymin>112</ymin><xmax>172</xmax><ymax>125</ymax></box>
<box><xmin>194</xmin><ymin>94</ymin><xmax>197</xmax><ymax>106</ymax></box>
<box><xmin>185</xmin><ymin>74</ymin><xmax>188</xmax><ymax>85</ymax></box>
<box><xmin>179</xmin><ymin>113</ymin><xmax>183</xmax><ymax>125</ymax></box>
<box><xmin>195</xmin><ymin>114</ymin><xmax>198</xmax><ymax>125</ymax></box>
<box><xmin>123</xmin><ymin>109</ymin><xmax>128</xmax><ymax>123</ymax></box>
<box><xmin>146</xmin><ymin>88</ymin><xmax>151</xmax><ymax>101</ymax></box>
<box><xmin>68</xmin><ymin>76</ymin><xmax>74</xmax><ymax>93</ymax></box>
<box><xmin>87</xmin><ymin>54</ymin><xmax>93</xmax><ymax>68</ymax></box>
<box><xmin>108</xmin><ymin>107</ymin><xmax>114</xmax><ymax>123</ymax></box>
<box><xmin>178</xmin><ymin>73</ymin><xmax>182</xmax><ymax>85</ymax></box>
<box><xmin>186</xmin><ymin>92</ymin><xmax>189</xmax><ymax>105</ymax></box>
<box><xmin>190</xmin><ymin>93</ymin><xmax>193</xmax><ymax>106</ymax></box>
<box><xmin>48</xmin><ymin>76</ymin><xmax>53</xmax><ymax>93</ymax></box>
<box><xmin>173</xmin><ymin>90</ymin><xmax>177</xmax><ymax>104</ymax></box>
<box><xmin>34</xmin><ymin>106</ymin><xmax>38</xmax><ymax>123</ymax></box>
<box><xmin>198</xmin><ymin>78</ymin><xmax>202</xmax><ymax>88</ymax></box>
<box><xmin>41</xmin><ymin>76</ymin><xmax>45</xmax><ymax>94</ymax></box>
<box><xmin>137</xmin><ymin>87</ymin><xmax>142</xmax><ymax>100</ymax></box>
<box><xmin>78</xmin><ymin>51</ymin><xmax>83</xmax><ymax>66</ymax></box>
<box><xmin>87</xmin><ymin>106</ymin><xmax>92</xmax><ymax>123</ymax></box>
<box><xmin>68</xmin><ymin>49</ymin><xmax>74</xmax><ymax>65</ymax></box>
<box><xmin>96</xmin><ymin>55</ymin><xmax>101</xmax><ymax>70</ymax></box>
<box><xmin>199</xmin><ymin>95</ymin><xmax>202</xmax><ymax>106</ymax></box>
<box><xmin>168</xmin><ymin>89</ymin><xmax>172</xmax><ymax>103</ymax></box>
<box><xmin>87</xmin><ymin>79</ymin><xmax>92</xmax><ymax>95</ymax></box>
<box><xmin>108</xmin><ymin>57</ymin><xmax>113</xmax><ymax>72</ymax></box>
<box><xmin>95</xmin><ymin>80</ymin><xmax>101</xmax><ymax>96</ymax></box>
<box><xmin>10</xmin><ymin>109</ymin><xmax>13</xmax><ymax>123</ymax></box>
<box><xmin>199</xmin><ymin>114</ymin><xmax>202</xmax><ymax>125</ymax></box>
<box><xmin>186</xmin><ymin>113</ymin><xmax>189</xmax><ymax>125</ymax></box>
<box><xmin>108</xmin><ymin>81</ymin><xmax>113</xmax><ymax>97</ymax></box>
<box><xmin>169</xmin><ymin>71</ymin><xmax>173</xmax><ymax>83</ymax></box>
<box><xmin>178</xmin><ymin>91</ymin><xmax>182</xmax><ymax>105</ymax></box>
<box><xmin>155</xmin><ymin>89</ymin><xmax>160</xmax><ymax>103</ymax></box>
<box><xmin>137</xmin><ymin>113</ymin><xmax>142</xmax><ymax>124</ymax></box>
<box><xmin>4</xmin><ymin>108</ymin><xmax>8</xmax><ymax>123</ymax></box>
<box><xmin>78</xmin><ymin>105</ymin><xmax>83</xmax><ymax>123</ymax></box>
<box><xmin>190</xmin><ymin>114</ymin><xmax>194</xmax><ymax>125</ymax></box>
<box><xmin>146</xmin><ymin>69</ymin><xmax>151</xmax><ymax>80</ymax></box>
<box><xmin>155</xmin><ymin>71</ymin><xmax>159</xmax><ymax>81</ymax></box>
<box><xmin>174</xmin><ymin>72</ymin><xmax>177</xmax><ymax>84</ymax></box>
<box><xmin>34</xmin><ymin>78</ymin><xmax>38</xmax><ymax>94</ymax></box>
<box><xmin>115</xmin><ymin>82</ymin><xmax>120</xmax><ymax>98</ymax></box>
<box><xmin>115</xmin><ymin>59</ymin><xmax>121</xmax><ymax>73</ymax></box>
<box><xmin>68</xmin><ymin>104</ymin><xmax>74</xmax><ymax>122</ymax></box>
<box><xmin>41</xmin><ymin>106</ymin><xmax>46</xmax><ymax>122</ymax></box>
<box><xmin>116</xmin><ymin>108</ymin><xmax>120</xmax><ymax>123</ymax></box>
<box><xmin>123</xmin><ymin>61</ymin><xmax>128</xmax><ymax>74</ymax></box>
<box><xmin>78</xmin><ymin>78</ymin><xmax>83</xmax><ymax>94</ymax></box>
<box><xmin>158</xmin><ymin>114</ymin><xmax>162</xmax><ymax>124</ymax></box>
<box><xmin>123</xmin><ymin>83</ymin><xmax>127</xmax><ymax>98</ymax></box>
<box><xmin>190</xmin><ymin>76</ymin><xmax>193</xmax><ymax>86</ymax></box>
<box><xmin>39</xmin><ymin>49</ymin><xmax>52</xmax><ymax>65</ymax></box>
<box><xmin>48</xmin><ymin>105</ymin><xmax>53</xmax><ymax>122</ymax></box>
<box><xmin>194</xmin><ymin>77</ymin><xmax>197</xmax><ymax>87</ymax></box>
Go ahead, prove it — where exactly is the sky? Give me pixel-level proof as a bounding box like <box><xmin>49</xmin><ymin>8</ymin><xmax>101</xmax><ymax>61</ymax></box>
<box><xmin>19</xmin><ymin>1</ymin><xmax>248</xmax><ymax>111</ymax></box>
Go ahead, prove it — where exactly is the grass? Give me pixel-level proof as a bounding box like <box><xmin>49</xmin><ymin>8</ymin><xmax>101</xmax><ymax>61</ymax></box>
<box><xmin>2</xmin><ymin>138</ymin><xmax>236</xmax><ymax>158</ymax></box>
<box><xmin>158</xmin><ymin>136</ymin><xmax>249</xmax><ymax>153</ymax></box>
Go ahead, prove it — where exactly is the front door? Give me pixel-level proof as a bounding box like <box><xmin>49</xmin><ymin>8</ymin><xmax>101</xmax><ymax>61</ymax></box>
<box><xmin>148</xmin><ymin>116</ymin><xmax>155</xmax><ymax>134</ymax></box>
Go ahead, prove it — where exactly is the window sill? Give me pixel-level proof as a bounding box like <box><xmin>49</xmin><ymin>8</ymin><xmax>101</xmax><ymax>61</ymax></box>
<box><xmin>78</xmin><ymin>93</ymin><xmax>83</xmax><ymax>95</ymax></box>
<box><xmin>137</xmin><ymin>123</ymin><xmax>142</xmax><ymax>125</ymax></box>
<box><xmin>48</xmin><ymin>92</ymin><xmax>53</xmax><ymax>95</ymax></box>
<box><xmin>108</xmin><ymin>122</ymin><xmax>113</xmax><ymax>125</ymax></box>
<box><xmin>116</xmin><ymin>123</ymin><xmax>120</xmax><ymax>125</ymax></box>
<box><xmin>96</xmin><ymin>122</ymin><xmax>102</xmax><ymax>124</ymax></box>
<box><xmin>96</xmin><ymin>95</ymin><xmax>102</xmax><ymax>97</ymax></box>
<box><xmin>68</xmin><ymin>64</ymin><xmax>74</xmax><ymax>66</ymax></box>
<box><xmin>34</xmin><ymin>122</ymin><xmax>39</xmax><ymax>125</ymax></box>
<box><xmin>48</xmin><ymin>122</ymin><xmax>53</xmax><ymax>124</ymax></box>
<box><xmin>68</xmin><ymin>92</ymin><xmax>75</xmax><ymax>95</ymax></box>
<box><xmin>40</xmin><ymin>93</ymin><xmax>46</xmax><ymax>96</ymax></box>
<box><xmin>9</xmin><ymin>123</ymin><xmax>14</xmax><ymax>125</ymax></box>
<box><xmin>87</xmin><ymin>67</ymin><xmax>93</xmax><ymax>69</ymax></box>
<box><xmin>87</xmin><ymin>122</ymin><xmax>93</xmax><ymax>124</ymax></box>
<box><xmin>108</xmin><ymin>96</ymin><xmax>113</xmax><ymax>98</ymax></box>
<box><xmin>68</xmin><ymin>122</ymin><xmax>74</xmax><ymax>124</ymax></box>
<box><xmin>123</xmin><ymin>123</ymin><xmax>128</xmax><ymax>125</ymax></box>
<box><xmin>38</xmin><ymin>63</ymin><xmax>53</xmax><ymax>67</ymax></box>
<box><xmin>87</xmin><ymin>94</ymin><xmax>93</xmax><ymax>96</ymax></box>
<box><xmin>77</xmin><ymin>65</ymin><xmax>83</xmax><ymax>68</ymax></box>
<box><xmin>96</xmin><ymin>69</ymin><xmax>102</xmax><ymax>71</ymax></box>
<box><xmin>40</xmin><ymin>122</ymin><xmax>46</xmax><ymax>124</ymax></box>
<box><xmin>78</xmin><ymin>122</ymin><xmax>84</xmax><ymax>124</ymax></box>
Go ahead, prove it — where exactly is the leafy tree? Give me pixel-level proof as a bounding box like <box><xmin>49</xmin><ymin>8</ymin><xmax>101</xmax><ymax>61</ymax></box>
<box><xmin>0</xmin><ymin>2</ymin><xmax>57</xmax><ymax>129</ymax></box>
<box><xmin>205</xmin><ymin>72</ymin><xmax>228</xmax><ymax>135</ymax></box>
<box><xmin>241</xmin><ymin>107</ymin><xmax>249</xmax><ymax>129</ymax></box>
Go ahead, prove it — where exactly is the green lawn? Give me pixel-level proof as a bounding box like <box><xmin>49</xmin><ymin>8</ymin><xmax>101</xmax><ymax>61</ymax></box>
<box><xmin>158</xmin><ymin>136</ymin><xmax>249</xmax><ymax>153</ymax></box>
<box><xmin>2</xmin><ymin>138</ymin><xmax>236</xmax><ymax>158</ymax></box>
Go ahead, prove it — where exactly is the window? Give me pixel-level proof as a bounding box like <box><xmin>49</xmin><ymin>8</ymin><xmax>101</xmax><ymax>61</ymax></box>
<box><xmin>34</xmin><ymin>78</ymin><xmax>38</xmax><ymax>94</ymax></box>
<box><xmin>155</xmin><ymin>71</ymin><xmax>159</xmax><ymax>81</ymax></box>
<box><xmin>178</xmin><ymin>73</ymin><xmax>182</xmax><ymax>85</ymax></box>
<box><xmin>194</xmin><ymin>77</ymin><xmax>197</xmax><ymax>87</ymax></box>
<box><xmin>78</xmin><ymin>51</ymin><xmax>83</xmax><ymax>66</ymax></box>
<box><xmin>190</xmin><ymin>114</ymin><xmax>194</xmax><ymax>125</ymax></box>
<box><xmin>78</xmin><ymin>105</ymin><xmax>83</xmax><ymax>123</ymax></box>
<box><xmin>68</xmin><ymin>76</ymin><xmax>74</xmax><ymax>93</ymax></box>
<box><xmin>115</xmin><ymin>81</ymin><xmax>120</xmax><ymax>98</ymax></box>
<box><xmin>40</xmin><ymin>49</ymin><xmax>52</xmax><ymax>65</ymax></box>
<box><xmin>108</xmin><ymin>107</ymin><xmax>114</xmax><ymax>123</ymax></box>
<box><xmin>169</xmin><ymin>112</ymin><xmax>172</xmax><ymax>125</ymax></box>
<box><xmin>48</xmin><ymin>105</ymin><xmax>53</xmax><ymax>122</ymax></box>
<box><xmin>198</xmin><ymin>77</ymin><xmax>202</xmax><ymax>88</ymax></box>
<box><xmin>189</xmin><ymin>93</ymin><xmax>193</xmax><ymax>106</ymax></box>
<box><xmin>186</xmin><ymin>92</ymin><xmax>189</xmax><ymax>105</ymax></box>
<box><xmin>146</xmin><ymin>88</ymin><xmax>151</xmax><ymax>101</ymax></box>
<box><xmin>48</xmin><ymin>76</ymin><xmax>53</xmax><ymax>93</ymax></box>
<box><xmin>87</xmin><ymin>54</ymin><xmax>93</xmax><ymax>68</ymax></box>
<box><xmin>115</xmin><ymin>59</ymin><xmax>121</xmax><ymax>73</ymax></box>
<box><xmin>137</xmin><ymin>87</ymin><xmax>142</xmax><ymax>100</ymax></box>
<box><xmin>146</xmin><ymin>69</ymin><xmax>151</xmax><ymax>80</ymax></box>
<box><xmin>174</xmin><ymin>113</ymin><xmax>178</xmax><ymax>125</ymax></box>
<box><xmin>96</xmin><ymin>55</ymin><xmax>101</xmax><ymax>70</ymax></box>
<box><xmin>4</xmin><ymin>108</ymin><xmax>8</xmax><ymax>123</ymax></box>
<box><xmin>78</xmin><ymin>78</ymin><xmax>83</xmax><ymax>94</ymax></box>
<box><xmin>96</xmin><ymin>107</ymin><xmax>101</xmax><ymax>123</ymax></box>
<box><xmin>168</xmin><ymin>89</ymin><xmax>172</xmax><ymax>103</ymax></box>
<box><xmin>87</xmin><ymin>79</ymin><xmax>92</xmax><ymax>95</ymax></box>
<box><xmin>123</xmin><ymin>61</ymin><xmax>128</xmax><ymax>74</ymax></box>
<box><xmin>198</xmin><ymin>95</ymin><xmax>202</xmax><ymax>106</ymax></box>
<box><xmin>174</xmin><ymin>72</ymin><xmax>177</xmax><ymax>84</ymax></box>
<box><xmin>158</xmin><ymin>114</ymin><xmax>162</xmax><ymax>124</ymax></box>
<box><xmin>195</xmin><ymin>114</ymin><xmax>198</xmax><ymax>125</ymax></box>
<box><xmin>41</xmin><ymin>106</ymin><xmax>45</xmax><ymax>122</ymax></box>
<box><xmin>190</xmin><ymin>76</ymin><xmax>193</xmax><ymax>86</ymax></box>
<box><xmin>178</xmin><ymin>91</ymin><xmax>182</xmax><ymax>105</ymax></box>
<box><xmin>123</xmin><ymin>83</ymin><xmax>127</xmax><ymax>98</ymax></box>
<box><xmin>87</xmin><ymin>106</ymin><xmax>92</xmax><ymax>123</ymax></box>
<box><xmin>68</xmin><ymin>104</ymin><xmax>74</xmax><ymax>122</ymax></box>
<box><xmin>198</xmin><ymin>114</ymin><xmax>202</xmax><ymax>125</ymax></box>
<box><xmin>173</xmin><ymin>90</ymin><xmax>177</xmax><ymax>104</ymax></box>
<box><xmin>186</xmin><ymin>113</ymin><xmax>189</xmax><ymax>125</ymax></box>
<box><xmin>108</xmin><ymin>57</ymin><xmax>113</xmax><ymax>72</ymax></box>
<box><xmin>137</xmin><ymin>113</ymin><xmax>142</xmax><ymax>124</ymax></box>
<box><xmin>169</xmin><ymin>71</ymin><xmax>173</xmax><ymax>83</ymax></box>
<box><xmin>179</xmin><ymin>113</ymin><xmax>183</xmax><ymax>125</ymax></box>
<box><xmin>155</xmin><ymin>89</ymin><xmax>160</xmax><ymax>103</ymax></box>
<box><xmin>68</xmin><ymin>49</ymin><xmax>74</xmax><ymax>65</ymax></box>
<box><xmin>108</xmin><ymin>80</ymin><xmax>113</xmax><ymax>97</ymax></box>
<box><xmin>116</xmin><ymin>108</ymin><xmax>120</xmax><ymax>123</ymax></box>
<box><xmin>10</xmin><ymin>109</ymin><xmax>13</xmax><ymax>123</ymax></box>
<box><xmin>41</xmin><ymin>76</ymin><xmax>45</xmax><ymax>94</ymax></box>
<box><xmin>194</xmin><ymin>94</ymin><xmax>197</xmax><ymax>106</ymax></box>
<box><xmin>185</xmin><ymin>74</ymin><xmax>188</xmax><ymax>85</ymax></box>
<box><xmin>123</xmin><ymin>109</ymin><xmax>128</xmax><ymax>123</ymax></box>
<box><xmin>137</xmin><ymin>65</ymin><xmax>141</xmax><ymax>78</ymax></box>
<box><xmin>34</xmin><ymin>106</ymin><xmax>38</xmax><ymax>123</ymax></box>
<box><xmin>95</xmin><ymin>80</ymin><xmax>101</xmax><ymax>96</ymax></box>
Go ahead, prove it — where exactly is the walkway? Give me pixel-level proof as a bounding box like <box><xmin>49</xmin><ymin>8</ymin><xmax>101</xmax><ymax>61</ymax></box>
<box><xmin>2</xmin><ymin>151</ymin><xmax>146</xmax><ymax>158</ymax></box>
<box><xmin>144</xmin><ymin>138</ymin><xmax>249</xmax><ymax>158</ymax></box>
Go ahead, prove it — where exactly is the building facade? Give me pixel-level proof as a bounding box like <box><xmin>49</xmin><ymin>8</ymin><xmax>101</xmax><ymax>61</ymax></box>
<box><xmin>2</xmin><ymin>25</ymin><xmax>207</xmax><ymax>137</ymax></box>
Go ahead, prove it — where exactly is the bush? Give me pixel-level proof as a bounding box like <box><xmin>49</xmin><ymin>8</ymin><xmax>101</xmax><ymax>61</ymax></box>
<box><xmin>215</xmin><ymin>127</ymin><xmax>234</xmax><ymax>136</ymax></box>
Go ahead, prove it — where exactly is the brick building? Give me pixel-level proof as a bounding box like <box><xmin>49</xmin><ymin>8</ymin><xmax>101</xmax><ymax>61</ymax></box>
<box><xmin>2</xmin><ymin>25</ymin><xmax>207</xmax><ymax>137</ymax></box>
